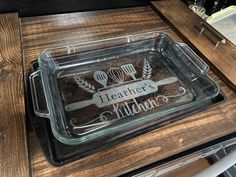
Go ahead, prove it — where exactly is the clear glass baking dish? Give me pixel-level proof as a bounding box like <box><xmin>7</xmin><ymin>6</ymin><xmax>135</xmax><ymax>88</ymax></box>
<box><xmin>29</xmin><ymin>32</ymin><xmax>219</xmax><ymax>145</ymax></box>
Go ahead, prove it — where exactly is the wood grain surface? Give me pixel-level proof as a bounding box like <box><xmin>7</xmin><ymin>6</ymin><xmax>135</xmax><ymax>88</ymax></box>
<box><xmin>0</xmin><ymin>13</ymin><xmax>29</xmax><ymax>177</ymax></box>
<box><xmin>151</xmin><ymin>0</ymin><xmax>236</xmax><ymax>92</ymax></box>
<box><xmin>21</xmin><ymin>6</ymin><xmax>236</xmax><ymax>177</ymax></box>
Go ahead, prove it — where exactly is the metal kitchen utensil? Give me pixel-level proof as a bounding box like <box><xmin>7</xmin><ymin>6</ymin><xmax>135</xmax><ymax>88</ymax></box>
<box><xmin>94</xmin><ymin>71</ymin><xmax>108</xmax><ymax>87</ymax></box>
<box><xmin>189</xmin><ymin>4</ymin><xmax>206</xmax><ymax>18</ymax></box>
<box><xmin>107</xmin><ymin>67</ymin><xmax>124</xmax><ymax>83</ymax></box>
<box><xmin>65</xmin><ymin>77</ymin><xmax>178</xmax><ymax>111</ymax></box>
<box><xmin>121</xmin><ymin>64</ymin><xmax>137</xmax><ymax>80</ymax></box>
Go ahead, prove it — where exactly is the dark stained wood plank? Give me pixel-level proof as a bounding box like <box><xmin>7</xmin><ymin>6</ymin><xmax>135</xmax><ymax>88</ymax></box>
<box><xmin>21</xmin><ymin>6</ymin><xmax>236</xmax><ymax>177</ymax></box>
<box><xmin>0</xmin><ymin>13</ymin><xmax>29</xmax><ymax>177</ymax></box>
<box><xmin>151</xmin><ymin>0</ymin><xmax>236</xmax><ymax>92</ymax></box>
<box><xmin>22</xmin><ymin>7</ymin><xmax>169</xmax><ymax>50</ymax></box>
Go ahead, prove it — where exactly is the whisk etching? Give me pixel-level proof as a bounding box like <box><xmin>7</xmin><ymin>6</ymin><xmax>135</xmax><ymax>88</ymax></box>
<box><xmin>107</xmin><ymin>67</ymin><xmax>124</xmax><ymax>84</ymax></box>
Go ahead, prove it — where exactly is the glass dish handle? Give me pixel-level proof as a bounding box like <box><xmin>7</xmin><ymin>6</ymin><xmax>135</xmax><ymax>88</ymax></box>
<box><xmin>178</xmin><ymin>43</ymin><xmax>209</xmax><ymax>74</ymax></box>
<box><xmin>29</xmin><ymin>70</ymin><xmax>50</xmax><ymax>118</ymax></box>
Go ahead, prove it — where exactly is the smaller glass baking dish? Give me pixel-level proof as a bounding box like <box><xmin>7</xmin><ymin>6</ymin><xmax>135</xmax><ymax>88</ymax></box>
<box><xmin>29</xmin><ymin>32</ymin><xmax>219</xmax><ymax>145</ymax></box>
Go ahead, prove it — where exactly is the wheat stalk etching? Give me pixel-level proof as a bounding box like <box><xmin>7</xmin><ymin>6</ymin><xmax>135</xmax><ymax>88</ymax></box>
<box><xmin>73</xmin><ymin>75</ymin><xmax>96</xmax><ymax>93</ymax></box>
<box><xmin>142</xmin><ymin>59</ymin><xmax>152</xmax><ymax>80</ymax></box>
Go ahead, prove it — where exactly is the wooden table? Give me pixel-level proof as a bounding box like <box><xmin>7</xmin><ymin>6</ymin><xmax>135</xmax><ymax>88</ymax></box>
<box><xmin>1</xmin><ymin>4</ymin><xmax>236</xmax><ymax>177</ymax></box>
<box><xmin>0</xmin><ymin>13</ymin><xmax>29</xmax><ymax>177</ymax></box>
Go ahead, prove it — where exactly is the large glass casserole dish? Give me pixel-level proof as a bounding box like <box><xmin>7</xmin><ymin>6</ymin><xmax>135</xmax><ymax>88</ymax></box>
<box><xmin>29</xmin><ymin>32</ymin><xmax>220</xmax><ymax>145</ymax></box>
